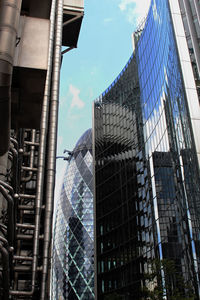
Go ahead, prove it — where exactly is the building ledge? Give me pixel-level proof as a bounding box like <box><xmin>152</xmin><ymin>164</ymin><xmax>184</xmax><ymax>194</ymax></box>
<box><xmin>62</xmin><ymin>0</ymin><xmax>84</xmax><ymax>47</ymax></box>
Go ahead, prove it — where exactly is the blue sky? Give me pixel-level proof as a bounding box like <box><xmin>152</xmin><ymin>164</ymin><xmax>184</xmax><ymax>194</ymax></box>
<box><xmin>55</xmin><ymin>0</ymin><xmax>151</xmax><ymax>198</ymax></box>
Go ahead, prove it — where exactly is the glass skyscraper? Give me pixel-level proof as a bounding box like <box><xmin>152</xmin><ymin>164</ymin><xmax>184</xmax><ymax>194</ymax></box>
<box><xmin>93</xmin><ymin>0</ymin><xmax>200</xmax><ymax>299</ymax></box>
<box><xmin>51</xmin><ymin>129</ymin><xmax>94</xmax><ymax>300</ymax></box>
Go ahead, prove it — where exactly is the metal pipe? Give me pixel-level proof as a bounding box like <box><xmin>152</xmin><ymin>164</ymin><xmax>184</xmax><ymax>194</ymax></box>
<box><xmin>14</xmin><ymin>266</ymin><xmax>32</xmax><ymax>272</ymax></box>
<box><xmin>0</xmin><ymin>235</ymin><xmax>9</xmax><ymax>247</ymax></box>
<box><xmin>16</xmin><ymin>223</ymin><xmax>35</xmax><ymax>229</ymax></box>
<box><xmin>10</xmin><ymin>0</ymin><xmax>57</xmax><ymax>297</ymax></box>
<box><xmin>0</xmin><ymin>153</ymin><xmax>8</xmax><ymax>236</ymax></box>
<box><xmin>0</xmin><ymin>242</ymin><xmax>10</xmax><ymax>300</ymax></box>
<box><xmin>14</xmin><ymin>255</ymin><xmax>33</xmax><ymax>261</ymax></box>
<box><xmin>40</xmin><ymin>0</ymin><xmax>63</xmax><ymax>298</ymax></box>
<box><xmin>8</xmin><ymin>152</ymin><xmax>13</xmax><ymax>162</ymax></box>
<box><xmin>0</xmin><ymin>185</ymin><xmax>14</xmax><ymax>246</ymax></box>
<box><xmin>21</xmin><ymin>166</ymin><xmax>38</xmax><ymax>172</ymax></box>
<box><xmin>24</xmin><ymin>141</ymin><xmax>39</xmax><ymax>146</ymax></box>
<box><xmin>16</xmin><ymin>234</ymin><xmax>44</xmax><ymax>241</ymax></box>
<box><xmin>16</xmin><ymin>234</ymin><xmax>33</xmax><ymax>240</ymax></box>
<box><xmin>0</xmin><ymin>179</ymin><xmax>13</xmax><ymax>195</ymax></box>
<box><xmin>0</xmin><ymin>182</ymin><xmax>15</xmax><ymax>284</ymax></box>
<box><xmin>19</xmin><ymin>194</ymin><xmax>36</xmax><ymax>199</ymax></box>
<box><xmin>0</xmin><ymin>0</ymin><xmax>22</xmax><ymax>155</ymax></box>
<box><xmin>8</xmin><ymin>146</ymin><xmax>19</xmax><ymax>244</ymax></box>
<box><xmin>9</xmin><ymin>145</ymin><xmax>18</xmax><ymax>192</ymax></box>
<box><xmin>10</xmin><ymin>137</ymin><xmax>18</xmax><ymax>149</ymax></box>
<box><xmin>18</xmin><ymin>205</ymin><xmax>35</xmax><ymax>210</ymax></box>
<box><xmin>56</xmin><ymin>155</ymin><xmax>70</xmax><ymax>160</ymax></box>
<box><xmin>22</xmin><ymin>130</ymin><xmax>36</xmax><ymax>182</ymax></box>
<box><xmin>0</xmin><ymin>223</ymin><xmax>7</xmax><ymax>236</ymax></box>
<box><xmin>0</xmin><ymin>153</ymin><xmax>8</xmax><ymax>182</ymax></box>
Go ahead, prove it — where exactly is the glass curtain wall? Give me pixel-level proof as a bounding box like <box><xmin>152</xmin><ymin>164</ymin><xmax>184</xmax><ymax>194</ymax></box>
<box><xmin>135</xmin><ymin>0</ymin><xmax>200</xmax><ymax>297</ymax></box>
<box><xmin>51</xmin><ymin>129</ymin><xmax>94</xmax><ymax>300</ymax></box>
<box><xmin>93</xmin><ymin>0</ymin><xmax>200</xmax><ymax>299</ymax></box>
<box><xmin>94</xmin><ymin>57</ymin><xmax>149</xmax><ymax>299</ymax></box>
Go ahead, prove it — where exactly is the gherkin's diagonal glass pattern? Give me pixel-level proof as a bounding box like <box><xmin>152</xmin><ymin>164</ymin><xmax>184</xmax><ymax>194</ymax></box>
<box><xmin>51</xmin><ymin>129</ymin><xmax>94</xmax><ymax>300</ymax></box>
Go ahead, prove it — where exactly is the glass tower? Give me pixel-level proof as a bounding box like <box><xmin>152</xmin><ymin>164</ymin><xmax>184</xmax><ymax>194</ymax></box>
<box><xmin>51</xmin><ymin>129</ymin><xmax>94</xmax><ymax>300</ymax></box>
<box><xmin>93</xmin><ymin>0</ymin><xmax>200</xmax><ymax>299</ymax></box>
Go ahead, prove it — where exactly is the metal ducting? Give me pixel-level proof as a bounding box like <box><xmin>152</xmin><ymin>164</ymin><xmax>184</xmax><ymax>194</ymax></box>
<box><xmin>0</xmin><ymin>0</ymin><xmax>22</xmax><ymax>155</ymax></box>
<box><xmin>0</xmin><ymin>0</ymin><xmax>84</xmax><ymax>298</ymax></box>
<box><xmin>9</xmin><ymin>0</ymin><xmax>57</xmax><ymax>296</ymax></box>
<box><xmin>40</xmin><ymin>0</ymin><xmax>63</xmax><ymax>297</ymax></box>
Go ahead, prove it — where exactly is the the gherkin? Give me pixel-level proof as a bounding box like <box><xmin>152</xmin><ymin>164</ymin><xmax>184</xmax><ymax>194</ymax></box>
<box><xmin>51</xmin><ymin>129</ymin><xmax>94</xmax><ymax>300</ymax></box>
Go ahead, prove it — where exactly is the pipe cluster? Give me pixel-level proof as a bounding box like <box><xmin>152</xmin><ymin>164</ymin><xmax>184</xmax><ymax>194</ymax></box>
<box><xmin>0</xmin><ymin>0</ymin><xmax>63</xmax><ymax>298</ymax></box>
<box><xmin>0</xmin><ymin>2</ymin><xmax>21</xmax><ymax>293</ymax></box>
<box><xmin>0</xmin><ymin>0</ymin><xmax>22</xmax><ymax>155</ymax></box>
<box><xmin>0</xmin><ymin>0</ymin><xmax>66</xmax><ymax>298</ymax></box>
<box><xmin>0</xmin><ymin>138</ymin><xmax>18</xmax><ymax>299</ymax></box>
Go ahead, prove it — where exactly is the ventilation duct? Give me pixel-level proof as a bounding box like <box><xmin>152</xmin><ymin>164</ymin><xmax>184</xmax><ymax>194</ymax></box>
<box><xmin>0</xmin><ymin>0</ymin><xmax>22</xmax><ymax>155</ymax></box>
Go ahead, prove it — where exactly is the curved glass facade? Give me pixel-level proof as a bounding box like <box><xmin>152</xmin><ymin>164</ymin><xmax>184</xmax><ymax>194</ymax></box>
<box><xmin>51</xmin><ymin>129</ymin><xmax>94</xmax><ymax>300</ymax></box>
<box><xmin>94</xmin><ymin>101</ymin><xmax>143</xmax><ymax>299</ymax></box>
<box><xmin>94</xmin><ymin>56</ymin><xmax>145</xmax><ymax>299</ymax></box>
<box><xmin>136</xmin><ymin>0</ymin><xmax>200</xmax><ymax>294</ymax></box>
<box><xmin>94</xmin><ymin>0</ymin><xmax>200</xmax><ymax>299</ymax></box>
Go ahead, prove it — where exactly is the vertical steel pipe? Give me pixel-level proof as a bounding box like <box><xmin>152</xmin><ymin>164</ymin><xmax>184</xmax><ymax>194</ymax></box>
<box><xmin>40</xmin><ymin>0</ymin><xmax>63</xmax><ymax>298</ymax></box>
<box><xmin>32</xmin><ymin>0</ymin><xmax>57</xmax><ymax>295</ymax></box>
<box><xmin>27</xmin><ymin>0</ymin><xmax>57</xmax><ymax>295</ymax></box>
<box><xmin>9</xmin><ymin>0</ymin><xmax>57</xmax><ymax>297</ymax></box>
<box><xmin>0</xmin><ymin>0</ymin><xmax>22</xmax><ymax>155</ymax></box>
<box><xmin>9</xmin><ymin>144</ymin><xmax>18</xmax><ymax>195</ymax></box>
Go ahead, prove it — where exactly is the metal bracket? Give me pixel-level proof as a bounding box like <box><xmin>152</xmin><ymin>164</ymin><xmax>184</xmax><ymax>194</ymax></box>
<box><xmin>63</xmin><ymin>12</ymin><xmax>83</xmax><ymax>27</ymax></box>
<box><xmin>61</xmin><ymin>46</ymin><xmax>74</xmax><ymax>55</ymax></box>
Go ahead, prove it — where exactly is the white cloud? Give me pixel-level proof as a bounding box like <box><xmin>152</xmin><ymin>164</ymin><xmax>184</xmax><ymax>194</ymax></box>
<box><xmin>119</xmin><ymin>0</ymin><xmax>135</xmax><ymax>11</ymax></box>
<box><xmin>118</xmin><ymin>0</ymin><xmax>151</xmax><ymax>25</ymax></box>
<box><xmin>69</xmin><ymin>84</ymin><xmax>85</xmax><ymax>109</ymax></box>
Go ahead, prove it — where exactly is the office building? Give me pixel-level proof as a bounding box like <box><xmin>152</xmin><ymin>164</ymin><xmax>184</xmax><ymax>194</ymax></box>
<box><xmin>0</xmin><ymin>0</ymin><xmax>84</xmax><ymax>299</ymax></box>
<box><xmin>51</xmin><ymin>129</ymin><xmax>94</xmax><ymax>300</ymax></box>
<box><xmin>178</xmin><ymin>0</ymin><xmax>200</xmax><ymax>96</ymax></box>
<box><xmin>93</xmin><ymin>0</ymin><xmax>200</xmax><ymax>299</ymax></box>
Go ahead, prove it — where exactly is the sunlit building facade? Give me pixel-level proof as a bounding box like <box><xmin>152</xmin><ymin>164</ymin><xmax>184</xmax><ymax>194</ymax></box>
<box><xmin>93</xmin><ymin>0</ymin><xmax>200</xmax><ymax>299</ymax></box>
<box><xmin>51</xmin><ymin>129</ymin><xmax>94</xmax><ymax>300</ymax></box>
